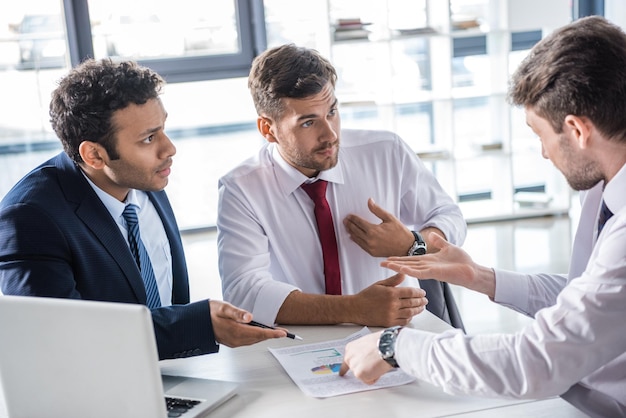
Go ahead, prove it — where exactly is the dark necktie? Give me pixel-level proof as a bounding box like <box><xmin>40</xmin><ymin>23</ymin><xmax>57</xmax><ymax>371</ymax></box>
<box><xmin>597</xmin><ymin>200</ymin><xmax>614</xmax><ymax>237</ymax></box>
<box><xmin>123</xmin><ymin>204</ymin><xmax>161</xmax><ymax>308</ymax></box>
<box><xmin>301</xmin><ymin>180</ymin><xmax>342</xmax><ymax>295</ymax></box>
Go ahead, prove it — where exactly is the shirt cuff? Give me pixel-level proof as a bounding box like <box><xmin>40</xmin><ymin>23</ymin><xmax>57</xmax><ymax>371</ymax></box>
<box><xmin>395</xmin><ymin>327</ymin><xmax>465</xmax><ymax>384</ymax></box>
<box><xmin>493</xmin><ymin>268</ymin><xmax>530</xmax><ymax>312</ymax></box>
<box><xmin>395</xmin><ymin>327</ymin><xmax>437</xmax><ymax>380</ymax></box>
<box><xmin>252</xmin><ymin>281</ymin><xmax>300</xmax><ymax>325</ymax></box>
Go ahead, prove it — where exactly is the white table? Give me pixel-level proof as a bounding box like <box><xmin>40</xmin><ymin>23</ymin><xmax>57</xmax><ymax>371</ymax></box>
<box><xmin>159</xmin><ymin>312</ymin><xmax>587</xmax><ymax>418</ymax></box>
<box><xmin>0</xmin><ymin>311</ymin><xmax>586</xmax><ymax>417</ymax></box>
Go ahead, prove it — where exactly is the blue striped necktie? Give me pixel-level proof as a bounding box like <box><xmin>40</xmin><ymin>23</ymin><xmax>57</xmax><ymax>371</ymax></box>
<box><xmin>122</xmin><ymin>204</ymin><xmax>161</xmax><ymax>308</ymax></box>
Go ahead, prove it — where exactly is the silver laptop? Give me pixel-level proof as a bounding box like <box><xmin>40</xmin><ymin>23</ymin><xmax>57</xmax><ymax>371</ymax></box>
<box><xmin>0</xmin><ymin>296</ymin><xmax>238</xmax><ymax>418</ymax></box>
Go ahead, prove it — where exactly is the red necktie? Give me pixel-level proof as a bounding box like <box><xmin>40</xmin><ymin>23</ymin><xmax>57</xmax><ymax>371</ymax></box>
<box><xmin>301</xmin><ymin>180</ymin><xmax>342</xmax><ymax>295</ymax></box>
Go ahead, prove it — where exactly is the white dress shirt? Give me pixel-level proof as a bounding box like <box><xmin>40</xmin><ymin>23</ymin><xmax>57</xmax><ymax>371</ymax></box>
<box><xmin>395</xmin><ymin>163</ymin><xmax>626</xmax><ymax>417</ymax></box>
<box><xmin>84</xmin><ymin>177</ymin><xmax>173</xmax><ymax>306</ymax></box>
<box><xmin>217</xmin><ymin>129</ymin><xmax>466</xmax><ymax>325</ymax></box>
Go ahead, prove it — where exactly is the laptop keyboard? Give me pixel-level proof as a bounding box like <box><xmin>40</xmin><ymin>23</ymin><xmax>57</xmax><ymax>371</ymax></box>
<box><xmin>165</xmin><ymin>397</ymin><xmax>201</xmax><ymax>417</ymax></box>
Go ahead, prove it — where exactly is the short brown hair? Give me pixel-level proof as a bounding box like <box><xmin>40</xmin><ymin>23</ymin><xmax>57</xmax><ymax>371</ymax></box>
<box><xmin>509</xmin><ymin>16</ymin><xmax>626</xmax><ymax>142</ymax></box>
<box><xmin>248</xmin><ymin>44</ymin><xmax>337</xmax><ymax>120</ymax></box>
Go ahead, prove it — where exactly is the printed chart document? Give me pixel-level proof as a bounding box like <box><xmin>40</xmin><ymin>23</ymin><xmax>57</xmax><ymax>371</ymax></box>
<box><xmin>268</xmin><ymin>327</ymin><xmax>415</xmax><ymax>398</ymax></box>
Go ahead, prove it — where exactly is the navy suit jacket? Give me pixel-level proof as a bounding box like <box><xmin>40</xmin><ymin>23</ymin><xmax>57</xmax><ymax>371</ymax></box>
<box><xmin>0</xmin><ymin>152</ymin><xmax>218</xmax><ymax>359</ymax></box>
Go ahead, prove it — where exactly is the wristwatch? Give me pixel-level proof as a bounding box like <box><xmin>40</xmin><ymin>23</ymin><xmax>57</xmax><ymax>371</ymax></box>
<box><xmin>407</xmin><ymin>231</ymin><xmax>427</xmax><ymax>256</ymax></box>
<box><xmin>378</xmin><ymin>325</ymin><xmax>403</xmax><ymax>368</ymax></box>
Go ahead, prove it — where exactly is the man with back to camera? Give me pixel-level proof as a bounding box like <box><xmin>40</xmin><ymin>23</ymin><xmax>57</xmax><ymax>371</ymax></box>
<box><xmin>217</xmin><ymin>44</ymin><xmax>467</xmax><ymax>330</ymax></box>
<box><xmin>340</xmin><ymin>16</ymin><xmax>626</xmax><ymax>417</ymax></box>
<box><xmin>0</xmin><ymin>58</ymin><xmax>286</xmax><ymax>360</ymax></box>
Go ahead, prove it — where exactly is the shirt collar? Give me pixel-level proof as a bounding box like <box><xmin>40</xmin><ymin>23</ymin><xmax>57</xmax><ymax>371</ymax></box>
<box><xmin>81</xmin><ymin>170</ymin><xmax>145</xmax><ymax>222</ymax></box>
<box><xmin>603</xmin><ymin>162</ymin><xmax>626</xmax><ymax>215</ymax></box>
<box><xmin>270</xmin><ymin>143</ymin><xmax>345</xmax><ymax>195</ymax></box>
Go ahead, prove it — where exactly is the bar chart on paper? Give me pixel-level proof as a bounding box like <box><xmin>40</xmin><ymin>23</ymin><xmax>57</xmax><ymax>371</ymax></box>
<box><xmin>268</xmin><ymin>327</ymin><xmax>415</xmax><ymax>398</ymax></box>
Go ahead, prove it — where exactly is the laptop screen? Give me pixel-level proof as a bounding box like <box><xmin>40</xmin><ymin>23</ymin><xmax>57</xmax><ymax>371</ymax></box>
<box><xmin>0</xmin><ymin>296</ymin><xmax>237</xmax><ymax>418</ymax></box>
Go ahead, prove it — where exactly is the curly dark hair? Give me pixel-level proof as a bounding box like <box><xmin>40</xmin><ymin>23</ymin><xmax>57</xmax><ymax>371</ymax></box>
<box><xmin>248</xmin><ymin>44</ymin><xmax>337</xmax><ymax>120</ymax></box>
<box><xmin>49</xmin><ymin>58</ymin><xmax>164</xmax><ymax>163</ymax></box>
<box><xmin>509</xmin><ymin>16</ymin><xmax>626</xmax><ymax>142</ymax></box>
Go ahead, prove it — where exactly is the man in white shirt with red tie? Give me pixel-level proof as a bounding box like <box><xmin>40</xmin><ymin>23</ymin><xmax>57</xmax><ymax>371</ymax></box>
<box><xmin>340</xmin><ymin>16</ymin><xmax>626</xmax><ymax>417</ymax></box>
<box><xmin>217</xmin><ymin>44</ymin><xmax>467</xmax><ymax>329</ymax></box>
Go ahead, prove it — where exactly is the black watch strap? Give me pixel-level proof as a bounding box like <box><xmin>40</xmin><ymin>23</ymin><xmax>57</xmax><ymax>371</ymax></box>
<box><xmin>408</xmin><ymin>231</ymin><xmax>427</xmax><ymax>256</ymax></box>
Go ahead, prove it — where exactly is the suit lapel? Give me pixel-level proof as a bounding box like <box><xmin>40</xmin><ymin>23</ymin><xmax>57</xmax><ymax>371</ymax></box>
<box><xmin>55</xmin><ymin>154</ymin><xmax>147</xmax><ymax>303</ymax></box>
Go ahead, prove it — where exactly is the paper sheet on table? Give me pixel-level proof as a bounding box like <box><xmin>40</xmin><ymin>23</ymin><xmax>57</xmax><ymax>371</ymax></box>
<box><xmin>268</xmin><ymin>327</ymin><xmax>415</xmax><ymax>398</ymax></box>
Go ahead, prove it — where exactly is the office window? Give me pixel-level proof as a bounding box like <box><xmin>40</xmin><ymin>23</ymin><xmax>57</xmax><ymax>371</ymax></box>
<box><xmin>0</xmin><ymin>1</ymin><xmax>70</xmax><ymax>194</ymax></box>
<box><xmin>79</xmin><ymin>0</ymin><xmax>263</xmax><ymax>82</ymax></box>
<box><xmin>1</xmin><ymin>0</ymin><xmax>581</xmax><ymax>230</ymax></box>
<box><xmin>89</xmin><ymin>1</ymin><xmax>239</xmax><ymax>59</ymax></box>
<box><xmin>0</xmin><ymin>0</ymin><xmax>265</xmax><ymax>231</ymax></box>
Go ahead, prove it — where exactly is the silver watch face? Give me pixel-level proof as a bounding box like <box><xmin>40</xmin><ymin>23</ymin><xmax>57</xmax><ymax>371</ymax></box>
<box><xmin>410</xmin><ymin>243</ymin><xmax>427</xmax><ymax>255</ymax></box>
<box><xmin>378</xmin><ymin>326</ymin><xmax>402</xmax><ymax>366</ymax></box>
<box><xmin>408</xmin><ymin>232</ymin><xmax>427</xmax><ymax>256</ymax></box>
<box><xmin>380</xmin><ymin>339</ymin><xmax>394</xmax><ymax>359</ymax></box>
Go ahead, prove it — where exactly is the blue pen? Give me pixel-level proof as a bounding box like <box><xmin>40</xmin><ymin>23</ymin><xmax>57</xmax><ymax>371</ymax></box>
<box><xmin>248</xmin><ymin>320</ymin><xmax>303</xmax><ymax>340</ymax></box>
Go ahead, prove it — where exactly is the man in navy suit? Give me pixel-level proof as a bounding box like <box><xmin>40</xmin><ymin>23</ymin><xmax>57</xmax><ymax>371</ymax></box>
<box><xmin>0</xmin><ymin>58</ymin><xmax>285</xmax><ymax>360</ymax></box>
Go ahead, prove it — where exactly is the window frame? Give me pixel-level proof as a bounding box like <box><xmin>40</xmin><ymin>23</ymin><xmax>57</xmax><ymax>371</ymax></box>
<box><xmin>63</xmin><ymin>0</ymin><xmax>267</xmax><ymax>82</ymax></box>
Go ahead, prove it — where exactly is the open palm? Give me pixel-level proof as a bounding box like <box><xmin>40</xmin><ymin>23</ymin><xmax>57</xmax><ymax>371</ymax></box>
<box><xmin>381</xmin><ymin>232</ymin><xmax>476</xmax><ymax>288</ymax></box>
